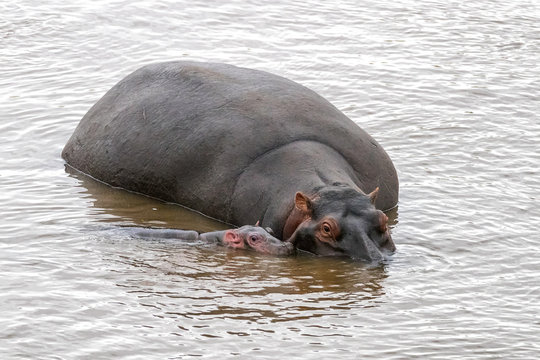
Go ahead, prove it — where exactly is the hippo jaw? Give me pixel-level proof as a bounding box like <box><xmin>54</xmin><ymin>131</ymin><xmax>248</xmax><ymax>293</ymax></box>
<box><xmin>283</xmin><ymin>185</ymin><xmax>395</xmax><ymax>262</ymax></box>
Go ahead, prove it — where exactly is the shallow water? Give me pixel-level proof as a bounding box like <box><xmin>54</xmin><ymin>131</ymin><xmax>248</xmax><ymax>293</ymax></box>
<box><xmin>1</xmin><ymin>0</ymin><xmax>539</xmax><ymax>359</ymax></box>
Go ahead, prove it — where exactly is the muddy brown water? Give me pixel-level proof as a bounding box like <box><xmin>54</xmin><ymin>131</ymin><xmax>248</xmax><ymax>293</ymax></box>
<box><xmin>1</xmin><ymin>1</ymin><xmax>539</xmax><ymax>359</ymax></box>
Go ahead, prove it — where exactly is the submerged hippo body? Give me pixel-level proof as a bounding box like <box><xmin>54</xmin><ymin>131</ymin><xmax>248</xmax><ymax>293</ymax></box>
<box><xmin>127</xmin><ymin>225</ymin><xmax>294</xmax><ymax>256</ymax></box>
<box><xmin>63</xmin><ymin>61</ymin><xmax>398</xmax><ymax>261</ymax></box>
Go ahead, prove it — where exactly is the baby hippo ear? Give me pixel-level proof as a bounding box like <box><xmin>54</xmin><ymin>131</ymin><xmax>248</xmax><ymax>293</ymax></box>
<box><xmin>223</xmin><ymin>230</ymin><xmax>245</xmax><ymax>249</ymax></box>
<box><xmin>265</xmin><ymin>227</ymin><xmax>274</xmax><ymax>235</ymax></box>
<box><xmin>368</xmin><ymin>187</ymin><xmax>380</xmax><ymax>205</ymax></box>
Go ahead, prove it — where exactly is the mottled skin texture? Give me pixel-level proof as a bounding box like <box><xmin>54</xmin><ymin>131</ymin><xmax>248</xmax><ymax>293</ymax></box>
<box><xmin>127</xmin><ymin>225</ymin><xmax>294</xmax><ymax>256</ymax></box>
<box><xmin>63</xmin><ymin>61</ymin><xmax>399</xmax><ymax>261</ymax></box>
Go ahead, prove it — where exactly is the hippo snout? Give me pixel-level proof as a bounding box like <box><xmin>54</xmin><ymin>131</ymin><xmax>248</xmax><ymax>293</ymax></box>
<box><xmin>233</xmin><ymin>225</ymin><xmax>296</xmax><ymax>256</ymax></box>
<box><xmin>261</xmin><ymin>235</ymin><xmax>295</xmax><ymax>256</ymax></box>
<box><xmin>276</xmin><ymin>241</ymin><xmax>295</xmax><ymax>256</ymax></box>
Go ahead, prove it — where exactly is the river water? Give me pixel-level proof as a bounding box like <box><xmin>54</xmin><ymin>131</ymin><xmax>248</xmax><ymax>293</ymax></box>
<box><xmin>1</xmin><ymin>0</ymin><xmax>539</xmax><ymax>359</ymax></box>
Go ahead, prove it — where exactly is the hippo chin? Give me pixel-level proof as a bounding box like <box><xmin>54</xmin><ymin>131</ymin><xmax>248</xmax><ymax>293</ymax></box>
<box><xmin>62</xmin><ymin>61</ymin><xmax>398</xmax><ymax>262</ymax></box>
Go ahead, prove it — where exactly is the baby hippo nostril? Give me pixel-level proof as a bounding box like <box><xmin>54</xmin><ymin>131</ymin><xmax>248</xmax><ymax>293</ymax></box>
<box><xmin>279</xmin><ymin>241</ymin><xmax>295</xmax><ymax>255</ymax></box>
<box><xmin>287</xmin><ymin>242</ymin><xmax>294</xmax><ymax>251</ymax></box>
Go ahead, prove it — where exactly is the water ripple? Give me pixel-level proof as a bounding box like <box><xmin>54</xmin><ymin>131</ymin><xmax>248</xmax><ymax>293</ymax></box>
<box><xmin>2</xmin><ymin>0</ymin><xmax>540</xmax><ymax>358</ymax></box>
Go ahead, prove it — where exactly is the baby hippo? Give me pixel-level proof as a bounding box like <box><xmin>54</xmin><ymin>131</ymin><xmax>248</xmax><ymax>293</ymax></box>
<box><xmin>128</xmin><ymin>225</ymin><xmax>294</xmax><ymax>256</ymax></box>
<box><xmin>200</xmin><ymin>225</ymin><xmax>294</xmax><ymax>256</ymax></box>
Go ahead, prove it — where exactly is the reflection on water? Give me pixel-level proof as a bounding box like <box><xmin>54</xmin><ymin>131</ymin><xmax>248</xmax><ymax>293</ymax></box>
<box><xmin>108</xmin><ymin>245</ymin><xmax>389</xmax><ymax>324</ymax></box>
<box><xmin>65</xmin><ymin>164</ymin><xmax>229</xmax><ymax>232</ymax></box>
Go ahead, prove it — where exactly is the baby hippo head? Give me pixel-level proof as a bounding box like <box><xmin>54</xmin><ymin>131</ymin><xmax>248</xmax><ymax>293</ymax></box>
<box><xmin>223</xmin><ymin>225</ymin><xmax>294</xmax><ymax>256</ymax></box>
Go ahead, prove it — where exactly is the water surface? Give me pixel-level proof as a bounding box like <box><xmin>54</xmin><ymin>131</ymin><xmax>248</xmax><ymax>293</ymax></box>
<box><xmin>1</xmin><ymin>0</ymin><xmax>539</xmax><ymax>359</ymax></box>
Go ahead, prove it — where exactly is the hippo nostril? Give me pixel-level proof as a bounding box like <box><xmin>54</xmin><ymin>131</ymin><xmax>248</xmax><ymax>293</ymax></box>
<box><xmin>282</xmin><ymin>242</ymin><xmax>295</xmax><ymax>255</ymax></box>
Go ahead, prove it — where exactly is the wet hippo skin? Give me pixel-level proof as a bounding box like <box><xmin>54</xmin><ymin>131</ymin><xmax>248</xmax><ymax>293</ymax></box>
<box><xmin>63</xmin><ymin>61</ymin><xmax>398</xmax><ymax>261</ymax></box>
<box><xmin>126</xmin><ymin>225</ymin><xmax>294</xmax><ymax>256</ymax></box>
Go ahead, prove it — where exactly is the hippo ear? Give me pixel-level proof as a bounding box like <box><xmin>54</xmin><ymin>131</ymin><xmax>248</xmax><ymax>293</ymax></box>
<box><xmin>295</xmin><ymin>192</ymin><xmax>312</xmax><ymax>214</ymax></box>
<box><xmin>223</xmin><ymin>230</ymin><xmax>245</xmax><ymax>249</ymax></box>
<box><xmin>377</xmin><ymin>210</ymin><xmax>389</xmax><ymax>233</ymax></box>
<box><xmin>368</xmin><ymin>187</ymin><xmax>379</xmax><ymax>205</ymax></box>
<box><xmin>255</xmin><ymin>220</ymin><xmax>260</xmax><ymax>226</ymax></box>
<box><xmin>265</xmin><ymin>227</ymin><xmax>274</xmax><ymax>235</ymax></box>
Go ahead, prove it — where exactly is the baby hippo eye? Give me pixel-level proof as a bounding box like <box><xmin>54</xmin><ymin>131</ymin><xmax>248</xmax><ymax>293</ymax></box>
<box><xmin>250</xmin><ymin>235</ymin><xmax>261</xmax><ymax>243</ymax></box>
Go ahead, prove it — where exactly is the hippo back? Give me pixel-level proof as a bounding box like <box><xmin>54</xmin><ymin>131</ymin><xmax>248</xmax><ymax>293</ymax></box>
<box><xmin>62</xmin><ymin>61</ymin><xmax>398</xmax><ymax>223</ymax></box>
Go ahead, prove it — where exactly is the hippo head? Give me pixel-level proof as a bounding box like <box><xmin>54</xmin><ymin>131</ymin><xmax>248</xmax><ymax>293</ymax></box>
<box><xmin>284</xmin><ymin>185</ymin><xmax>395</xmax><ymax>262</ymax></box>
<box><xmin>222</xmin><ymin>225</ymin><xmax>295</xmax><ymax>256</ymax></box>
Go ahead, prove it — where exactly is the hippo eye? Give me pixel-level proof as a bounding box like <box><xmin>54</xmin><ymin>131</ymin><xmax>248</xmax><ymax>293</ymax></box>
<box><xmin>322</xmin><ymin>223</ymin><xmax>331</xmax><ymax>234</ymax></box>
<box><xmin>250</xmin><ymin>235</ymin><xmax>260</xmax><ymax>242</ymax></box>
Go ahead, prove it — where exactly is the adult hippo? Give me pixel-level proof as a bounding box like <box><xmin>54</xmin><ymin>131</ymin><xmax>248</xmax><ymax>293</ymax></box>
<box><xmin>62</xmin><ymin>61</ymin><xmax>398</xmax><ymax>262</ymax></box>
